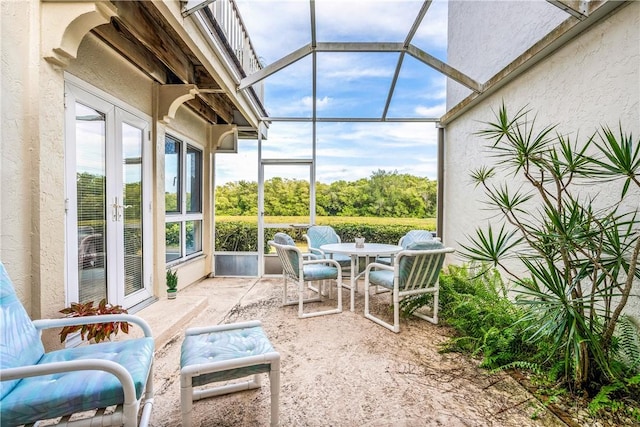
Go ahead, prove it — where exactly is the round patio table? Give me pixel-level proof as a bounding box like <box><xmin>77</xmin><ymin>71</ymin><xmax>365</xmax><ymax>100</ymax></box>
<box><xmin>319</xmin><ymin>243</ymin><xmax>403</xmax><ymax>312</ymax></box>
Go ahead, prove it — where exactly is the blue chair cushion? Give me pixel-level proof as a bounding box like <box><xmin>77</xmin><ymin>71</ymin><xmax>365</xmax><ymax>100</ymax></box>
<box><xmin>1</xmin><ymin>337</ymin><xmax>154</xmax><ymax>426</ymax></box>
<box><xmin>368</xmin><ymin>270</ymin><xmax>394</xmax><ymax>289</ymax></box>
<box><xmin>302</xmin><ymin>264</ymin><xmax>339</xmax><ymax>281</ymax></box>
<box><xmin>306</xmin><ymin>226</ymin><xmax>340</xmax><ymax>247</ymax></box>
<box><xmin>0</xmin><ymin>262</ymin><xmax>46</xmax><ymax>400</ymax></box>
<box><xmin>181</xmin><ymin>325</ymin><xmax>275</xmax><ymax>386</ymax></box>
<box><xmin>401</xmin><ymin>230</ymin><xmax>435</xmax><ymax>249</ymax></box>
<box><xmin>406</xmin><ymin>240</ymin><xmax>444</xmax><ymax>251</ymax></box>
<box><xmin>273</xmin><ymin>232</ymin><xmax>295</xmax><ymax>247</ymax></box>
<box><xmin>331</xmin><ymin>253</ymin><xmax>352</xmax><ymax>267</ymax></box>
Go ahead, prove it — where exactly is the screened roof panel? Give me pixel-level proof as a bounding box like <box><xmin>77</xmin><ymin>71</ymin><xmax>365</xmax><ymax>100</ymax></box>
<box><xmin>233</xmin><ymin>0</ymin><xmax>591</xmax><ymax>122</ymax></box>
<box><xmin>315</xmin><ymin>52</ymin><xmax>397</xmax><ymax>118</ymax></box>
<box><xmin>386</xmin><ymin>55</ymin><xmax>445</xmax><ymax>118</ymax></box>
<box><xmin>263</xmin><ymin>55</ymin><xmax>313</xmax><ymax>118</ymax></box>
<box><xmin>315</xmin><ymin>1</ymin><xmax>425</xmax><ymax>43</ymax></box>
<box><xmin>235</xmin><ymin>0</ymin><xmax>311</xmax><ymax>63</ymax></box>
<box><xmin>410</xmin><ymin>0</ymin><xmax>448</xmax><ymax>62</ymax></box>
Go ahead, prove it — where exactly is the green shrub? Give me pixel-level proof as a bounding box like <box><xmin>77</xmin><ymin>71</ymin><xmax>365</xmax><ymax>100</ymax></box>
<box><xmin>214</xmin><ymin>220</ymin><xmax>434</xmax><ymax>252</ymax></box>
<box><xmin>430</xmin><ymin>264</ymin><xmax>541</xmax><ymax>369</ymax></box>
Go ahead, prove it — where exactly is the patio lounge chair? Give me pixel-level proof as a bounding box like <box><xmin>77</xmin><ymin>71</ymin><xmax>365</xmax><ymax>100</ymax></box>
<box><xmin>364</xmin><ymin>241</ymin><xmax>454</xmax><ymax>332</ymax></box>
<box><xmin>303</xmin><ymin>225</ymin><xmax>351</xmax><ymax>268</ymax></box>
<box><xmin>0</xmin><ymin>261</ymin><xmax>154</xmax><ymax>427</ymax></box>
<box><xmin>269</xmin><ymin>232</ymin><xmax>343</xmax><ymax>318</ymax></box>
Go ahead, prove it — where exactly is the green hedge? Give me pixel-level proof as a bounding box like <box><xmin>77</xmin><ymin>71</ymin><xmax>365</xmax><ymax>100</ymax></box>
<box><xmin>215</xmin><ymin>221</ymin><xmax>434</xmax><ymax>252</ymax></box>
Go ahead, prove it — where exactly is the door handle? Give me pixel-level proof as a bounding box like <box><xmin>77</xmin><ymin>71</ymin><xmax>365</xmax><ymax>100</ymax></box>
<box><xmin>112</xmin><ymin>197</ymin><xmax>126</xmax><ymax>221</ymax></box>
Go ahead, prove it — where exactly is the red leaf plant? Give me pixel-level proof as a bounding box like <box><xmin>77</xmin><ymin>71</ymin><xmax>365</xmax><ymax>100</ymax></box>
<box><xmin>59</xmin><ymin>299</ymin><xmax>130</xmax><ymax>343</ymax></box>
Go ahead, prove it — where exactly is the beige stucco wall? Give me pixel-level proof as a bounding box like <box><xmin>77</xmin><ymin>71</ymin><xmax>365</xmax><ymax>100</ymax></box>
<box><xmin>1</xmin><ymin>1</ymin><xmax>218</xmax><ymax>349</ymax></box>
<box><xmin>447</xmin><ymin>0</ymin><xmax>566</xmax><ymax>108</ymax></box>
<box><xmin>443</xmin><ymin>3</ymin><xmax>640</xmax><ymax>314</ymax></box>
<box><xmin>1</xmin><ymin>0</ymin><xmax>67</xmax><ymax>331</ymax></box>
<box><xmin>1</xmin><ymin>1</ymin><xmax>35</xmax><ymax>304</ymax></box>
<box><xmin>67</xmin><ymin>33</ymin><xmax>153</xmax><ymax>116</ymax></box>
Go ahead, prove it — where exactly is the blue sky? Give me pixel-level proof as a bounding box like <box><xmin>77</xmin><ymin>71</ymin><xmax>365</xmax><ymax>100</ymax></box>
<box><xmin>215</xmin><ymin>0</ymin><xmax>449</xmax><ymax>185</ymax></box>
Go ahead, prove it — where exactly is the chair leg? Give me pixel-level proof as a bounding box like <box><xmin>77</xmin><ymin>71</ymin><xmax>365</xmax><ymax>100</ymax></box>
<box><xmin>282</xmin><ymin>274</ymin><xmax>288</xmax><ymax>306</ymax></box>
<box><xmin>297</xmin><ymin>278</ymin><xmax>342</xmax><ymax>318</ymax></box>
<box><xmin>393</xmin><ymin>287</ymin><xmax>400</xmax><ymax>333</ymax></box>
<box><xmin>364</xmin><ymin>280</ymin><xmax>400</xmax><ymax>333</ymax></box>
<box><xmin>409</xmin><ymin>289</ymin><xmax>439</xmax><ymax>325</ymax></box>
<box><xmin>270</xmin><ymin>356</ymin><xmax>281</xmax><ymax>426</ymax></box>
<box><xmin>181</xmin><ymin>374</ymin><xmax>194</xmax><ymax>427</ymax></box>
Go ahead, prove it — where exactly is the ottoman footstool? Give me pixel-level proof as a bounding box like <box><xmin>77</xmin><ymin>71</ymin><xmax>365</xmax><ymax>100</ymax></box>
<box><xmin>180</xmin><ymin>320</ymin><xmax>281</xmax><ymax>426</ymax></box>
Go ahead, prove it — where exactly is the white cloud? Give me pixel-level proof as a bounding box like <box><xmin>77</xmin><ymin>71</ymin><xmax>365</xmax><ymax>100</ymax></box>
<box><xmin>315</xmin><ymin>1</ymin><xmax>430</xmax><ymax>42</ymax></box>
<box><xmin>301</xmin><ymin>96</ymin><xmax>332</xmax><ymax>110</ymax></box>
<box><xmin>414</xmin><ymin>103</ymin><xmax>446</xmax><ymax>117</ymax></box>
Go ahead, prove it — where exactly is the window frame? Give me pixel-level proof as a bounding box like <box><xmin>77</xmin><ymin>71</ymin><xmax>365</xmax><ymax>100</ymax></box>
<box><xmin>165</xmin><ymin>133</ymin><xmax>204</xmax><ymax>265</ymax></box>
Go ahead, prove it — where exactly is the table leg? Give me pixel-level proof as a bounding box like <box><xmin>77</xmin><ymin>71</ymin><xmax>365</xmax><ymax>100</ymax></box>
<box><xmin>350</xmin><ymin>254</ymin><xmax>357</xmax><ymax>312</ymax></box>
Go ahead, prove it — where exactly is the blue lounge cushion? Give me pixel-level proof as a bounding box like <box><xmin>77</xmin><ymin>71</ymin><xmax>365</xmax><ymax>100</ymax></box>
<box><xmin>273</xmin><ymin>232</ymin><xmax>295</xmax><ymax>247</ymax></box>
<box><xmin>0</xmin><ymin>263</ymin><xmax>46</xmax><ymax>400</ymax></box>
<box><xmin>181</xmin><ymin>325</ymin><xmax>275</xmax><ymax>385</ymax></box>
<box><xmin>330</xmin><ymin>253</ymin><xmax>351</xmax><ymax>267</ymax></box>
<box><xmin>1</xmin><ymin>338</ymin><xmax>154</xmax><ymax>426</ymax></box>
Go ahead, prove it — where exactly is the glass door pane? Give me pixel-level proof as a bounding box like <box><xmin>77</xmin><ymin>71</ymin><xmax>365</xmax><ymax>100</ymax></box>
<box><xmin>75</xmin><ymin>102</ymin><xmax>107</xmax><ymax>304</ymax></box>
<box><xmin>122</xmin><ymin>122</ymin><xmax>143</xmax><ymax>297</ymax></box>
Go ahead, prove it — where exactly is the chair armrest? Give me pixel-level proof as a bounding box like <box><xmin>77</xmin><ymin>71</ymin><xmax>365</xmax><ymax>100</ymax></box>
<box><xmin>308</xmin><ymin>247</ymin><xmax>326</xmax><ymax>257</ymax></box>
<box><xmin>365</xmin><ymin>262</ymin><xmax>393</xmax><ymax>274</ymax></box>
<box><xmin>303</xmin><ymin>258</ymin><xmax>341</xmax><ymax>269</ymax></box>
<box><xmin>32</xmin><ymin>314</ymin><xmax>153</xmax><ymax>338</ymax></box>
<box><xmin>0</xmin><ymin>359</ymin><xmax>138</xmax><ymax>405</ymax></box>
<box><xmin>185</xmin><ymin>320</ymin><xmax>262</xmax><ymax>336</ymax></box>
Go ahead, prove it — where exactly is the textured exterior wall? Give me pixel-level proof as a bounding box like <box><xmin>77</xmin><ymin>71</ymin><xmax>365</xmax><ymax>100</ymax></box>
<box><xmin>0</xmin><ymin>1</ymin><xmax>218</xmax><ymax>349</ymax></box>
<box><xmin>443</xmin><ymin>2</ymin><xmax>640</xmax><ymax>314</ymax></box>
<box><xmin>447</xmin><ymin>0</ymin><xmax>566</xmax><ymax>108</ymax></box>
<box><xmin>67</xmin><ymin>33</ymin><xmax>153</xmax><ymax>115</ymax></box>
<box><xmin>1</xmin><ymin>1</ymin><xmax>35</xmax><ymax>304</ymax></box>
<box><xmin>1</xmin><ymin>0</ymin><xmax>67</xmax><ymax>333</ymax></box>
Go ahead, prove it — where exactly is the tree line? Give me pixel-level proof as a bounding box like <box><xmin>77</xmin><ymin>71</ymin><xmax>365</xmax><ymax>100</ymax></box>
<box><xmin>215</xmin><ymin>169</ymin><xmax>437</xmax><ymax>218</ymax></box>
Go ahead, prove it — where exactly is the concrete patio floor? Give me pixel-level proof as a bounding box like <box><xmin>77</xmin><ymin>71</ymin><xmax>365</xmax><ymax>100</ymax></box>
<box><xmin>128</xmin><ymin>276</ymin><xmax>566</xmax><ymax>427</ymax></box>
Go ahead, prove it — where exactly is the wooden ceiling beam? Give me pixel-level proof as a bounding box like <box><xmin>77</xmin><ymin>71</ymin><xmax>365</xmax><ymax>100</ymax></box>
<box><xmin>110</xmin><ymin>1</ymin><xmax>195</xmax><ymax>84</ymax></box>
<box><xmin>199</xmin><ymin>93</ymin><xmax>234</xmax><ymax>124</ymax></box>
<box><xmin>93</xmin><ymin>23</ymin><xmax>169</xmax><ymax>84</ymax></box>
<box><xmin>185</xmin><ymin>97</ymin><xmax>219</xmax><ymax>124</ymax></box>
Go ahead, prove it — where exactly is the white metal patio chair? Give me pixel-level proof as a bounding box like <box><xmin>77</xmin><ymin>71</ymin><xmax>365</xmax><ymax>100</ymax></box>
<box><xmin>376</xmin><ymin>229</ymin><xmax>437</xmax><ymax>266</ymax></box>
<box><xmin>303</xmin><ymin>225</ymin><xmax>352</xmax><ymax>268</ymax></box>
<box><xmin>364</xmin><ymin>241</ymin><xmax>455</xmax><ymax>333</ymax></box>
<box><xmin>269</xmin><ymin>232</ymin><xmax>343</xmax><ymax>318</ymax></box>
<box><xmin>0</xmin><ymin>261</ymin><xmax>154</xmax><ymax>427</ymax></box>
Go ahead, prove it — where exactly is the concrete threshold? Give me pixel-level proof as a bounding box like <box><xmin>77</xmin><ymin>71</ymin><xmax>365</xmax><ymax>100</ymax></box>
<box><xmin>125</xmin><ymin>276</ymin><xmax>263</xmax><ymax>349</ymax></box>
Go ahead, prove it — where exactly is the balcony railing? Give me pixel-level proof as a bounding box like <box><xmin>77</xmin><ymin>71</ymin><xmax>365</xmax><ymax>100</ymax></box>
<box><xmin>204</xmin><ymin>0</ymin><xmax>263</xmax><ymax>76</ymax></box>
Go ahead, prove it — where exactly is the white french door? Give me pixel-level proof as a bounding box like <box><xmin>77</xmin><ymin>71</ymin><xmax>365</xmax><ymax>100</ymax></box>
<box><xmin>64</xmin><ymin>78</ymin><xmax>152</xmax><ymax>309</ymax></box>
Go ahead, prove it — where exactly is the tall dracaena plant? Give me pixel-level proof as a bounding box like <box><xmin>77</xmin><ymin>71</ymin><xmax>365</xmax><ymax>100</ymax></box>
<box><xmin>461</xmin><ymin>103</ymin><xmax>640</xmax><ymax>391</ymax></box>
